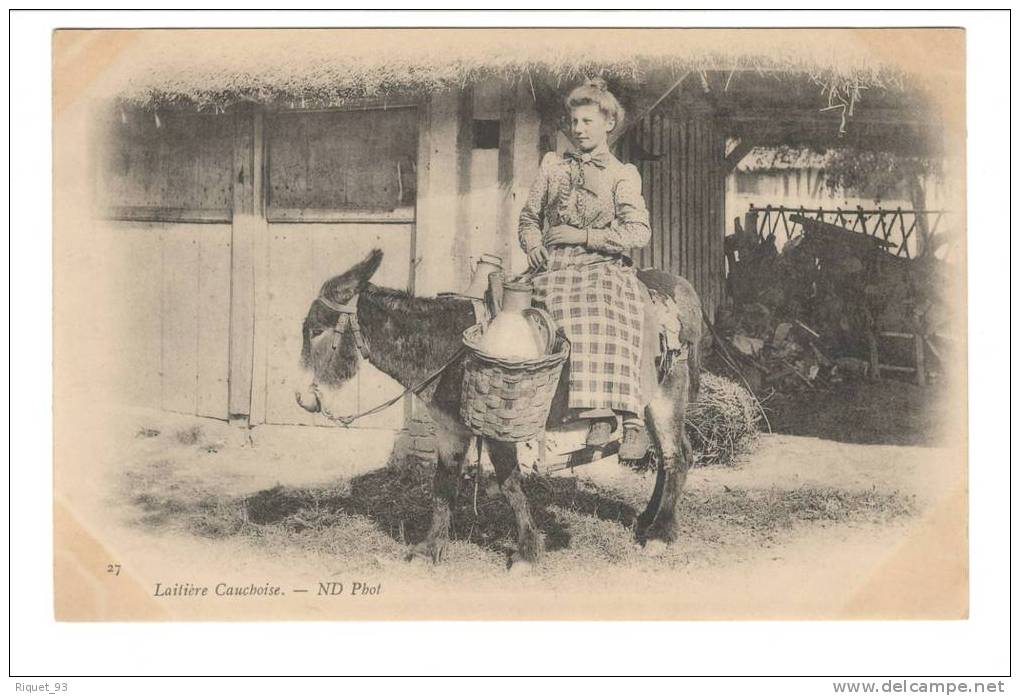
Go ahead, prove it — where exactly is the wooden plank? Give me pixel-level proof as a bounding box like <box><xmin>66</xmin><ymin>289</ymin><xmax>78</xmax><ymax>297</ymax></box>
<box><xmin>411</xmin><ymin>101</ymin><xmax>430</xmax><ymax>295</ymax></box>
<box><xmin>248</xmin><ymin>109</ymin><xmax>271</xmax><ymax>425</ymax></box>
<box><xmin>701</xmin><ymin>120</ymin><xmax>711</xmax><ymax>313</ymax></box>
<box><xmin>101</xmin><ymin>207</ymin><xmax>232</xmax><ymax>224</ymax></box>
<box><xmin>703</xmin><ymin>123</ymin><xmax>713</xmax><ymax>315</ymax></box>
<box><xmin>711</xmin><ymin>126</ymin><xmax>725</xmax><ymax>317</ymax></box>
<box><xmin>228</xmin><ymin>217</ymin><xmax>257</xmax><ymax>415</ymax></box>
<box><xmin>693</xmin><ymin>118</ymin><xmax>701</xmax><ymax>300</ymax></box>
<box><xmin>660</xmin><ymin>112</ymin><xmax>669</xmax><ymax>269</ymax></box>
<box><xmin>677</xmin><ymin>121</ymin><xmax>687</xmax><ymax>281</ymax></box>
<box><xmin>266</xmin><ymin>208</ymin><xmax>416</xmax><ymax>224</ymax></box>
<box><xmin>133</xmin><ymin>227</ymin><xmax>164</xmax><ymax>410</ymax></box>
<box><xmin>160</xmin><ymin>228</ymin><xmax>200</xmax><ymax>415</ymax></box>
<box><xmin>631</xmin><ymin>123</ymin><xmax>641</xmax><ymax>267</ymax></box>
<box><xmin>914</xmin><ymin>332</ymin><xmax>927</xmax><ymax>386</ymax></box>
<box><xmin>710</xmin><ymin>123</ymin><xmax>721</xmax><ymax>316</ymax></box>
<box><xmin>706</xmin><ymin>122</ymin><xmax>713</xmax><ymax>302</ymax></box>
<box><xmin>669</xmin><ymin>119</ymin><xmax>682</xmax><ymax>277</ymax></box>
<box><xmin>698</xmin><ymin>120</ymin><xmax>707</xmax><ymax>309</ymax></box>
<box><xmin>640</xmin><ymin>117</ymin><xmax>653</xmax><ymax>269</ymax></box>
<box><xmin>413</xmin><ymin>92</ymin><xmax>460</xmax><ymax>296</ymax></box>
<box><xmin>718</xmin><ymin>130</ymin><xmax>728</xmax><ymax>312</ymax></box>
<box><xmin>723</xmin><ymin>137</ymin><xmax>755</xmax><ymax>174</ymax></box>
<box><xmin>229</xmin><ymin>104</ymin><xmax>256</xmax><ymax>417</ymax></box>
<box><xmin>705</xmin><ymin>122</ymin><xmax>713</xmax><ymax>311</ymax></box>
<box><xmin>454</xmin><ymin>85</ymin><xmax>475</xmax><ymax>276</ymax></box>
<box><xmin>706</xmin><ymin>121</ymin><xmax>719</xmax><ymax>316</ymax></box>
<box><xmin>265</xmin><ymin>225</ymin><xmax>318</xmax><ymax>427</ymax></box>
<box><xmin>102</xmin><ymin>221</ymin><xmax>163</xmax><ymax>409</ymax></box>
<box><xmin>496</xmin><ymin>81</ymin><xmax>518</xmax><ymax>264</ymax></box>
<box><xmin>508</xmin><ymin>94</ymin><xmax>542</xmax><ymax>274</ymax></box>
<box><xmin>197</xmin><ymin>227</ymin><xmax>232</xmax><ymax>419</ymax></box>
<box><xmin>683</xmin><ymin>119</ymin><xmax>694</xmax><ymax>286</ymax></box>
<box><xmin>647</xmin><ymin>115</ymin><xmax>657</xmax><ymax>268</ymax></box>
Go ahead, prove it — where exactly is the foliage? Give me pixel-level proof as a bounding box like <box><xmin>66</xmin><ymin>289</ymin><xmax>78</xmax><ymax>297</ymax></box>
<box><xmin>822</xmin><ymin>149</ymin><xmax>944</xmax><ymax>201</ymax></box>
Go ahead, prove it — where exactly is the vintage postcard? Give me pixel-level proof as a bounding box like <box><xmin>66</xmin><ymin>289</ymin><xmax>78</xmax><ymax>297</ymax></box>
<box><xmin>52</xmin><ymin>27</ymin><xmax>967</xmax><ymax>621</ymax></box>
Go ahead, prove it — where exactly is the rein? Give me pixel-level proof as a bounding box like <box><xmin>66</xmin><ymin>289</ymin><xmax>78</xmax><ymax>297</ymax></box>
<box><xmin>309</xmin><ymin>294</ymin><xmax>466</xmax><ymax>427</ymax></box>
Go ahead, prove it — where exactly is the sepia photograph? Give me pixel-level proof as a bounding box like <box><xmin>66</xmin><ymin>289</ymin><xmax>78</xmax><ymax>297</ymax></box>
<box><xmin>48</xmin><ymin>24</ymin><xmax>970</xmax><ymax>625</ymax></box>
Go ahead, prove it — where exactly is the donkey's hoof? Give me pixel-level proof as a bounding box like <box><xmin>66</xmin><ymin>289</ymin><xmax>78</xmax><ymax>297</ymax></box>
<box><xmin>642</xmin><ymin>539</ymin><xmax>669</xmax><ymax>558</ymax></box>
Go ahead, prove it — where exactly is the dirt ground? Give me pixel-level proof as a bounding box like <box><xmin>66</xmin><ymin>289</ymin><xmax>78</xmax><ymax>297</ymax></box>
<box><xmin>55</xmin><ymin>381</ymin><xmax>967</xmax><ymax>621</ymax></box>
<box><xmin>764</xmin><ymin>378</ymin><xmax>955</xmax><ymax>447</ymax></box>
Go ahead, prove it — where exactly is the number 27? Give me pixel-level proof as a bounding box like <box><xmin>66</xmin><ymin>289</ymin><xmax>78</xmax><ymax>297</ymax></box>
<box><xmin>106</xmin><ymin>563</ymin><xmax>121</xmax><ymax>576</ymax></box>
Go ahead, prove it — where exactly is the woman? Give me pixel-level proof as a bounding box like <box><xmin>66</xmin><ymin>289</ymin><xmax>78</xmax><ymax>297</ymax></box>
<box><xmin>518</xmin><ymin>78</ymin><xmax>653</xmax><ymax>459</ymax></box>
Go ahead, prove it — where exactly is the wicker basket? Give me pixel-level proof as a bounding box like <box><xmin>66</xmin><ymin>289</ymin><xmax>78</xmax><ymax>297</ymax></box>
<box><xmin>459</xmin><ymin>323</ymin><xmax>570</xmax><ymax>442</ymax></box>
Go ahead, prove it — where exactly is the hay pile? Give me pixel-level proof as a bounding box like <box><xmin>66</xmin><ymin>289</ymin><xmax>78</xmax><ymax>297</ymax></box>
<box><xmin>685</xmin><ymin>371</ymin><xmax>762</xmax><ymax>467</ymax></box>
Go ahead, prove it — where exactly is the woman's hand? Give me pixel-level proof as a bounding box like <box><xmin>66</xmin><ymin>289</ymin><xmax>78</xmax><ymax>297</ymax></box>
<box><xmin>526</xmin><ymin>245</ymin><xmax>549</xmax><ymax>270</ymax></box>
<box><xmin>545</xmin><ymin>224</ymin><xmax>587</xmax><ymax>246</ymax></box>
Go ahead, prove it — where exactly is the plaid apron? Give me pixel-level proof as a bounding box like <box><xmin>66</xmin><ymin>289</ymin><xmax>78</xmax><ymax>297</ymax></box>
<box><xmin>530</xmin><ymin>245</ymin><xmax>645</xmax><ymax>415</ymax></box>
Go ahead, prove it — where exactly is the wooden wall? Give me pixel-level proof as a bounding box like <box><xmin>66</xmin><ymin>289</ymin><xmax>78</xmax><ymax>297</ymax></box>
<box><xmin>618</xmin><ymin>111</ymin><xmax>728</xmax><ymax>321</ymax></box>
<box><xmin>417</xmin><ymin>80</ymin><xmax>542</xmax><ymax>291</ymax></box>
<box><xmin>99</xmin><ymin>103</ymin><xmax>418</xmax><ymax>428</ymax></box>
<box><xmin>413</xmin><ymin>93</ymin><xmax>463</xmax><ymax>296</ymax></box>
<box><xmin>97</xmin><ymin>89</ymin><xmax>729</xmax><ymax>429</ymax></box>
<box><xmin>98</xmin><ymin>220</ymin><xmax>233</xmax><ymax>419</ymax></box>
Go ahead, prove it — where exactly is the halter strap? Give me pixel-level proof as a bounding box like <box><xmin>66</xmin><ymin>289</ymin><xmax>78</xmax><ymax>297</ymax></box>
<box><xmin>317</xmin><ymin>294</ymin><xmax>358</xmax><ymax>314</ymax></box>
<box><xmin>317</xmin><ymin>294</ymin><xmax>369</xmax><ymax>359</ymax></box>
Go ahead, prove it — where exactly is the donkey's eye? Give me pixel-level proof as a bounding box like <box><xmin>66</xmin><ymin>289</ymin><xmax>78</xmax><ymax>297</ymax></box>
<box><xmin>309</xmin><ymin>328</ymin><xmax>326</xmax><ymax>338</ymax></box>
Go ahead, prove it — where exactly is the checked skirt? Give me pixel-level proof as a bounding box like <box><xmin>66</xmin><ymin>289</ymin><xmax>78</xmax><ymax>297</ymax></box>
<box><xmin>530</xmin><ymin>245</ymin><xmax>645</xmax><ymax>416</ymax></box>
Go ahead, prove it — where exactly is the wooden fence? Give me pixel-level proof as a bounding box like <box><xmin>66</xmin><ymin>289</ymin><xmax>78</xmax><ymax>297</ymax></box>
<box><xmin>748</xmin><ymin>204</ymin><xmax>953</xmax><ymax>259</ymax></box>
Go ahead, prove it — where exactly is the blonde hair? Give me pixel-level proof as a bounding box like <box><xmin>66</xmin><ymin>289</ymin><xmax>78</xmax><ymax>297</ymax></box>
<box><xmin>565</xmin><ymin>77</ymin><xmax>625</xmax><ymax>133</ymax></box>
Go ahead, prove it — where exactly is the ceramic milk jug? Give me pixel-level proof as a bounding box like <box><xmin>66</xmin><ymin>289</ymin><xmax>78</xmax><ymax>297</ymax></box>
<box><xmin>477</xmin><ymin>281</ymin><xmax>551</xmax><ymax>360</ymax></box>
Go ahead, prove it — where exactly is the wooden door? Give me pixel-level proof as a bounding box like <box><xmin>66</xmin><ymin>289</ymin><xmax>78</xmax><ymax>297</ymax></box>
<box><xmin>94</xmin><ymin>107</ymin><xmax>234</xmax><ymax>419</ymax></box>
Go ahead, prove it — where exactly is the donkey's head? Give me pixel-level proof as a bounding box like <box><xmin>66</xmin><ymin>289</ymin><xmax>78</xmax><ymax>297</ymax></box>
<box><xmin>295</xmin><ymin>249</ymin><xmax>384</xmax><ymax>413</ymax></box>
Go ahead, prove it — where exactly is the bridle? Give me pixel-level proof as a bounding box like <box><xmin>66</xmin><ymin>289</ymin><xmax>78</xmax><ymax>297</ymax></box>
<box><xmin>316</xmin><ymin>294</ymin><xmax>369</xmax><ymax>359</ymax></box>
<box><xmin>305</xmin><ymin>292</ymin><xmax>464</xmax><ymax>427</ymax></box>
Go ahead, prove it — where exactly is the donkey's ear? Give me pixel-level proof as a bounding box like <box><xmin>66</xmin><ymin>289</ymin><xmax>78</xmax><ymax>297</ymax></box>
<box><xmin>320</xmin><ymin>249</ymin><xmax>384</xmax><ymax>304</ymax></box>
<box><xmin>356</xmin><ymin>248</ymin><xmax>384</xmax><ymax>284</ymax></box>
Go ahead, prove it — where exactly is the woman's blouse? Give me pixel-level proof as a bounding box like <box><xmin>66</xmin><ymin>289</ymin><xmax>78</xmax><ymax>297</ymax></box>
<box><xmin>518</xmin><ymin>144</ymin><xmax>651</xmax><ymax>258</ymax></box>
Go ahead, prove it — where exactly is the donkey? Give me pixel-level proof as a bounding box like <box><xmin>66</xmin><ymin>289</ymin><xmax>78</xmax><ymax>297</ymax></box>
<box><xmin>297</xmin><ymin>249</ymin><xmax>701</xmax><ymax>570</ymax></box>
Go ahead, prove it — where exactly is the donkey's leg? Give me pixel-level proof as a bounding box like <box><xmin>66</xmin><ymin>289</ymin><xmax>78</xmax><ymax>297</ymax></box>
<box><xmin>640</xmin><ymin>358</ymin><xmax>693</xmax><ymax>547</ymax></box>
<box><xmin>487</xmin><ymin>440</ymin><xmax>545</xmax><ymax>569</ymax></box>
<box><xmin>407</xmin><ymin>421</ymin><xmax>471</xmax><ymax>564</ymax></box>
<box><xmin>636</xmin><ymin>456</ymin><xmax>666</xmax><ymax>535</ymax></box>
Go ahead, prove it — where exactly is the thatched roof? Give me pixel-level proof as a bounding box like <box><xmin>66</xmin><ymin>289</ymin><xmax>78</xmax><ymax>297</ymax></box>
<box><xmin>90</xmin><ymin>28</ymin><xmax>957</xmax><ymax>111</ymax></box>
